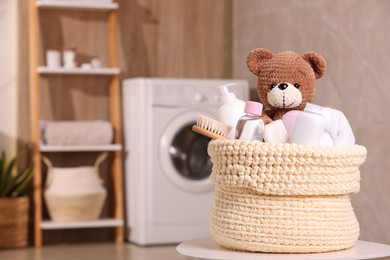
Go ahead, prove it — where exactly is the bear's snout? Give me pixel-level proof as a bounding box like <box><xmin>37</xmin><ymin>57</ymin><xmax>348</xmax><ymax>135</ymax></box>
<box><xmin>278</xmin><ymin>83</ymin><xmax>288</xmax><ymax>90</ymax></box>
<box><xmin>267</xmin><ymin>82</ymin><xmax>303</xmax><ymax>109</ymax></box>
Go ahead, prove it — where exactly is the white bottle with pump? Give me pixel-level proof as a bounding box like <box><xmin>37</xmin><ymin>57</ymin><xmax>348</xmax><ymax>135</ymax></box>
<box><xmin>290</xmin><ymin>103</ymin><xmax>326</xmax><ymax>145</ymax></box>
<box><xmin>217</xmin><ymin>83</ymin><xmax>246</xmax><ymax>139</ymax></box>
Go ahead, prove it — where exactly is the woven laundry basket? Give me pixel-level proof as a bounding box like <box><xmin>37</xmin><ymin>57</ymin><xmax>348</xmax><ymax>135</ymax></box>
<box><xmin>207</xmin><ymin>140</ymin><xmax>367</xmax><ymax>253</ymax></box>
<box><xmin>43</xmin><ymin>153</ymin><xmax>108</xmax><ymax>222</ymax></box>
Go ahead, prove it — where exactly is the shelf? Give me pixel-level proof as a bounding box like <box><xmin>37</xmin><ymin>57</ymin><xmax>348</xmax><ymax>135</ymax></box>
<box><xmin>36</xmin><ymin>1</ymin><xmax>118</xmax><ymax>10</ymax></box>
<box><xmin>41</xmin><ymin>218</ymin><xmax>124</xmax><ymax>230</ymax></box>
<box><xmin>29</xmin><ymin>0</ymin><xmax>124</xmax><ymax>246</ymax></box>
<box><xmin>40</xmin><ymin>144</ymin><xmax>122</xmax><ymax>152</ymax></box>
<box><xmin>38</xmin><ymin>66</ymin><xmax>120</xmax><ymax>75</ymax></box>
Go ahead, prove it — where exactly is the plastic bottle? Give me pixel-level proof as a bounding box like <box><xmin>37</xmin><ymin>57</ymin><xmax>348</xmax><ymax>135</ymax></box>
<box><xmin>216</xmin><ymin>84</ymin><xmax>246</xmax><ymax>139</ymax></box>
<box><xmin>235</xmin><ymin>101</ymin><xmax>264</xmax><ymax>141</ymax></box>
<box><xmin>282</xmin><ymin>110</ymin><xmax>302</xmax><ymax>140</ymax></box>
<box><xmin>290</xmin><ymin>103</ymin><xmax>326</xmax><ymax>145</ymax></box>
<box><xmin>263</xmin><ymin>120</ymin><xmax>288</xmax><ymax>144</ymax></box>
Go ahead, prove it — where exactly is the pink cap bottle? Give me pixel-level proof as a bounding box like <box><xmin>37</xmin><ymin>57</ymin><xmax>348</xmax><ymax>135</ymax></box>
<box><xmin>236</xmin><ymin>101</ymin><xmax>264</xmax><ymax>141</ymax></box>
<box><xmin>244</xmin><ymin>101</ymin><xmax>263</xmax><ymax>116</ymax></box>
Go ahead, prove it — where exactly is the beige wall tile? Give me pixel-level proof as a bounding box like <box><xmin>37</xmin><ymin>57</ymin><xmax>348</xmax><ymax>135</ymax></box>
<box><xmin>234</xmin><ymin>0</ymin><xmax>390</xmax><ymax>244</ymax></box>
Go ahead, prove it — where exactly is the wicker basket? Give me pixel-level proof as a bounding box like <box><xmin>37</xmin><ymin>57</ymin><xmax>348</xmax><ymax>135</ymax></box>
<box><xmin>207</xmin><ymin>140</ymin><xmax>367</xmax><ymax>253</ymax></box>
<box><xmin>45</xmin><ymin>193</ymin><xmax>106</xmax><ymax>222</ymax></box>
<box><xmin>43</xmin><ymin>153</ymin><xmax>107</xmax><ymax>222</ymax></box>
<box><xmin>0</xmin><ymin>197</ymin><xmax>29</xmax><ymax>248</ymax></box>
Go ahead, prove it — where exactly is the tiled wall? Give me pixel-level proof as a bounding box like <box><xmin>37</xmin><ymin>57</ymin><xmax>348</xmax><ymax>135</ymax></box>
<box><xmin>234</xmin><ymin>0</ymin><xmax>390</xmax><ymax>244</ymax></box>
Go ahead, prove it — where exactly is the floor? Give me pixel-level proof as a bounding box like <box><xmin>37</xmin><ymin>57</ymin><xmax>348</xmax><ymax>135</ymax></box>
<box><xmin>0</xmin><ymin>243</ymin><xmax>188</xmax><ymax>260</ymax></box>
<box><xmin>2</xmin><ymin>242</ymin><xmax>390</xmax><ymax>260</ymax></box>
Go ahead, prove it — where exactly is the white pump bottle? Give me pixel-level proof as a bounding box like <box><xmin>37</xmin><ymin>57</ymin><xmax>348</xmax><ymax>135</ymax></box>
<box><xmin>216</xmin><ymin>84</ymin><xmax>246</xmax><ymax>139</ymax></box>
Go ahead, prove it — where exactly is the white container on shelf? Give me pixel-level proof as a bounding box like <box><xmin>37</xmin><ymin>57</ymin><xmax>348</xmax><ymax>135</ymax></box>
<box><xmin>46</xmin><ymin>50</ymin><xmax>61</xmax><ymax>68</ymax></box>
<box><xmin>63</xmin><ymin>49</ymin><xmax>77</xmax><ymax>68</ymax></box>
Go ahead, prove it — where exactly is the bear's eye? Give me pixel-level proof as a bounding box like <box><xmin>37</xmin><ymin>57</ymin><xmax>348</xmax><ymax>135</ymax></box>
<box><xmin>294</xmin><ymin>83</ymin><xmax>300</xmax><ymax>89</ymax></box>
<box><xmin>269</xmin><ymin>84</ymin><xmax>276</xmax><ymax>90</ymax></box>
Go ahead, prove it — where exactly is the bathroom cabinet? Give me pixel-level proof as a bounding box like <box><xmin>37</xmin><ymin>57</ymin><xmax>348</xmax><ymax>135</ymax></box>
<box><xmin>28</xmin><ymin>0</ymin><xmax>124</xmax><ymax>247</ymax></box>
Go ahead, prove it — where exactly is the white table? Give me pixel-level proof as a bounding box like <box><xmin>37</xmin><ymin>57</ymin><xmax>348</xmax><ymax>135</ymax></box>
<box><xmin>177</xmin><ymin>236</ymin><xmax>390</xmax><ymax>260</ymax></box>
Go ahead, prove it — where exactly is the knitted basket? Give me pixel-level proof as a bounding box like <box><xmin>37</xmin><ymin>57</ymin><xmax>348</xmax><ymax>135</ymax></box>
<box><xmin>207</xmin><ymin>140</ymin><xmax>367</xmax><ymax>253</ymax></box>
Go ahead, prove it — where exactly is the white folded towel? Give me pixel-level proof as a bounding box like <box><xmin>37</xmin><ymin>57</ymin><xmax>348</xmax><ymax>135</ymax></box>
<box><xmin>321</xmin><ymin>108</ymin><xmax>355</xmax><ymax>146</ymax></box>
<box><xmin>41</xmin><ymin>120</ymin><xmax>113</xmax><ymax>145</ymax></box>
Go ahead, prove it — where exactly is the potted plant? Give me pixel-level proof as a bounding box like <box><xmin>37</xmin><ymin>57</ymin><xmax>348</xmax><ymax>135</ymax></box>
<box><xmin>0</xmin><ymin>151</ymin><xmax>33</xmax><ymax>248</ymax></box>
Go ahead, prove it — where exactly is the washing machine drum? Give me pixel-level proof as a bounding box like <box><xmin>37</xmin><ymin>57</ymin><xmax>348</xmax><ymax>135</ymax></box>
<box><xmin>160</xmin><ymin>113</ymin><xmax>214</xmax><ymax>193</ymax></box>
<box><xmin>169</xmin><ymin>124</ymin><xmax>212</xmax><ymax>181</ymax></box>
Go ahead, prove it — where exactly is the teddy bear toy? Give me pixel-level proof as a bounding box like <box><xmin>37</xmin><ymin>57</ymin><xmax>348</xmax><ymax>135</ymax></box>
<box><xmin>246</xmin><ymin>48</ymin><xmax>327</xmax><ymax>124</ymax></box>
<box><xmin>246</xmin><ymin>48</ymin><xmax>355</xmax><ymax>146</ymax></box>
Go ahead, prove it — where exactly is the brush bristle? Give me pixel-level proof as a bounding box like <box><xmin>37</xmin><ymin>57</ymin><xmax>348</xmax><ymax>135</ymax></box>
<box><xmin>196</xmin><ymin>115</ymin><xmax>231</xmax><ymax>137</ymax></box>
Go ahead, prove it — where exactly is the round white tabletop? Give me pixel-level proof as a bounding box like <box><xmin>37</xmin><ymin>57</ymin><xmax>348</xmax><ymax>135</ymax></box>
<box><xmin>177</xmin><ymin>236</ymin><xmax>390</xmax><ymax>260</ymax></box>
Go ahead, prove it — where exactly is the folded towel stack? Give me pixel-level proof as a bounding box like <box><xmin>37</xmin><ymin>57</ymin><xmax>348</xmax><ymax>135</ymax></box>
<box><xmin>41</xmin><ymin>120</ymin><xmax>113</xmax><ymax>145</ymax></box>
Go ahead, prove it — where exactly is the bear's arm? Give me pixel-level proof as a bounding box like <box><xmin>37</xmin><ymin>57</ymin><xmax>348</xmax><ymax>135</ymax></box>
<box><xmin>262</xmin><ymin>110</ymin><xmax>274</xmax><ymax>124</ymax></box>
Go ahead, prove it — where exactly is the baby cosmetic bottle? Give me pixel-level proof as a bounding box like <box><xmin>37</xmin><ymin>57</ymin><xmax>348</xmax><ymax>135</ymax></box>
<box><xmin>235</xmin><ymin>101</ymin><xmax>264</xmax><ymax>141</ymax></box>
<box><xmin>263</xmin><ymin>120</ymin><xmax>288</xmax><ymax>144</ymax></box>
<box><xmin>282</xmin><ymin>110</ymin><xmax>302</xmax><ymax>140</ymax></box>
<box><xmin>290</xmin><ymin>103</ymin><xmax>326</xmax><ymax>145</ymax></box>
<box><xmin>217</xmin><ymin>83</ymin><xmax>246</xmax><ymax>139</ymax></box>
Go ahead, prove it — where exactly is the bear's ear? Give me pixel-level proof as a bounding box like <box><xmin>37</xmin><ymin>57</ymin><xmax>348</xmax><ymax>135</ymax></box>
<box><xmin>246</xmin><ymin>48</ymin><xmax>273</xmax><ymax>75</ymax></box>
<box><xmin>302</xmin><ymin>52</ymin><xmax>327</xmax><ymax>79</ymax></box>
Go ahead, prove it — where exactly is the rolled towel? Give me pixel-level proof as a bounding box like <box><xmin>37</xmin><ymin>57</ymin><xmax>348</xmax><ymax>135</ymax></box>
<box><xmin>322</xmin><ymin>108</ymin><xmax>355</xmax><ymax>146</ymax></box>
<box><xmin>41</xmin><ymin>120</ymin><xmax>113</xmax><ymax>145</ymax></box>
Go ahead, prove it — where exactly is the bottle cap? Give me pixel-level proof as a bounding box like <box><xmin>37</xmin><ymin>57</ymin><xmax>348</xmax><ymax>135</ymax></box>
<box><xmin>304</xmin><ymin>103</ymin><xmax>324</xmax><ymax>115</ymax></box>
<box><xmin>219</xmin><ymin>83</ymin><xmax>237</xmax><ymax>102</ymax></box>
<box><xmin>244</xmin><ymin>101</ymin><xmax>263</xmax><ymax>116</ymax></box>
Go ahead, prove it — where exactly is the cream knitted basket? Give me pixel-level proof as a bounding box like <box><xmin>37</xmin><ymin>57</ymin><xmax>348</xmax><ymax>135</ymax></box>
<box><xmin>207</xmin><ymin>140</ymin><xmax>367</xmax><ymax>253</ymax></box>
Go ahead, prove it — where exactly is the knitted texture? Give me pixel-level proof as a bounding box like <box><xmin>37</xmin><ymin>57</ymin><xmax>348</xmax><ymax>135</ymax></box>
<box><xmin>207</xmin><ymin>140</ymin><xmax>367</xmax><ymax>253</ymax></box>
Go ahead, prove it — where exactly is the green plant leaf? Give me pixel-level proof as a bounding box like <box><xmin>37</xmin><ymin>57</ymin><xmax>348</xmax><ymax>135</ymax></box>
<box><xmin>0</xmin><ymin>151</ymin><xmax>6</xmax><ymax>187</ymax></box>
<box><xmin>0</xmin><ymin>158</ymin><xmax>17</xmax><ymax>197</ymax></box>
<box><xmin>9</xmin><ymin>165</ymin><xmax>34</xmax><ymax>197</ymax></box>
<box><xmin>0</xmin><ymin>150</ymin><xmax>33</xmax><ymax>198</ymax></box>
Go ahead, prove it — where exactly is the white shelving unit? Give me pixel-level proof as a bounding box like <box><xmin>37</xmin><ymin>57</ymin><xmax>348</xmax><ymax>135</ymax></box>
<box><xmin>29</xmin><ymin>0</ymin><xmax>124</xmax><ymax>247</ymax></box>
<box><xmin>40</xmin><ymin>144</ymin><xmax>122</xmax><ymax>152</ymax></box>
<box><xmin>37</xmin><ymin>66</ymin><xmax>120</xmax><ymax>75</ymax></box>
<box><xmin>41</xmin><ymin>219</ymin><xmax>124</xmax><ymax>230</ymax></box>
<box><xmin>36</xmin><ymin>1</ymin><xmax>118</xmax><ymax>10</ymax></box>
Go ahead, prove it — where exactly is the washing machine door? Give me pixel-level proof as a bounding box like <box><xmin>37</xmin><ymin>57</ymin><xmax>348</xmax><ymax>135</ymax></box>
<box><xmin>160</xmin><ymin>110</ymin><xmax>214</xmax><ymax>193</ymax></box>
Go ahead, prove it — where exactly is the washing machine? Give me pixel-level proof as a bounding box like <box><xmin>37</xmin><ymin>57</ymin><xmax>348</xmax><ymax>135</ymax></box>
<box><xmin>122</xmin><ymin>78</ymin><xmax>249</xmax><ymax>245</ymax></box>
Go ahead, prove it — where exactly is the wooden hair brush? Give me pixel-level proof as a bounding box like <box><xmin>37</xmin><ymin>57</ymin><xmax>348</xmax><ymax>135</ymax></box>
<box><xmin>192</xmin><ymin>115</ymin><xmax>232</xmax><ymax>140</ymax></box>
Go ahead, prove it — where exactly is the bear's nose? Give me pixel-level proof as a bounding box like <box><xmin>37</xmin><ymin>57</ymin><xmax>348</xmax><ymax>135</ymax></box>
<box><xmin>278</xmin><ymin>83</ymin><xmax>288</xmax><ymax>90</ymax></box>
